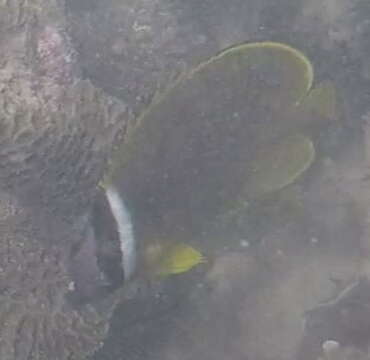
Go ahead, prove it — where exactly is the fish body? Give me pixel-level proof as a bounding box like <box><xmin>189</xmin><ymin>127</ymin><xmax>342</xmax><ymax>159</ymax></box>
<box><xmin>74</xmin><ymin>185</ymin><xmax>205</xmax><ymax>301</ymax></box>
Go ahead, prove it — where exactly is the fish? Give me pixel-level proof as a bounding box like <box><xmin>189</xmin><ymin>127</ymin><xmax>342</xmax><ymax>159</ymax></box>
<box><xmin>101</xmin><ymin>42</ymin><xmax>339</xmax><ymax>253</ymax></box>
<box><xmin>86</xmin><ymin>185</ymin><xmax>205</xmax><ymax>290</ymax></box>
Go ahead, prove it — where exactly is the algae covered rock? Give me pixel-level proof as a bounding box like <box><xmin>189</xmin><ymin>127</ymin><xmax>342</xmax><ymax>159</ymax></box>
<box><xmin>0</xmin><ymin>197</ymin><xmax>120</xmax><ymax>360</ymax></box>
<box><xmin>0</xmin><ymin>20</ymin><xmax>128</xmax><ymax>218</ymax></box>
<box><xmin>0</xmin><ymin>2</ymin><xmax>130</xmax><ymax>359</ymax></box>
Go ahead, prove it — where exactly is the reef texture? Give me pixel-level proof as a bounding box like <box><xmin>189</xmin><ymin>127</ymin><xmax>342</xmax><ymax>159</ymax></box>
<box><xmin>0</xmin><ymin>1</ymin><xmax>130</xmax><ymax>359</ymax></box>
<box><xmin>65</xmin><ymin>0</ymin><xmax>219</xmax><ymax>115</ymax></box>
<box><xmin>0</xmin><ymin>192</ymin><xmax>120</xmax><ymax>360</ymax></box>
<box><xmin>0</xmin><ymin>0</ymin><xmax>130</xmax><ymax>219</ymax></box>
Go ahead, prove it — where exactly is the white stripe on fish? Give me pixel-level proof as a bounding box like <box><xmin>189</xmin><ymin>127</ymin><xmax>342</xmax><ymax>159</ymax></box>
<box><xmin>105</xmin><ymin>186</ymin><xmax>136</xmax><ymax>280</ymax></box>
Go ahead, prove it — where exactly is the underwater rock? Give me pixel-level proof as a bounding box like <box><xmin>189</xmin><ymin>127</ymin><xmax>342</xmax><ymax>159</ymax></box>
<box><xmin>0</xmin><ymin>16</ymin><xmax>129</xmax><ymax>218</ymax></box>
<box><xmin>0</xmin><ymin>197</ymin><xmax>120</xmax><ymax>360</ymax></box>
<box><xmin>0</xmin><ymin>2</ymin><xmax>130</xmax><ymax>359</ymax></box>
<box><xmin>321</xmin><ymin>342</ymin><xmax>370</xmax><ymax>360</ymax></box>
<box><xmin>297</xmin><ymin>277</ymin><xmax>370</xmax><ymax>360</ymax></box>
<box><xmin>65</xmin><ymin>0</ymin><xmax>210</xmax><ymax>115</ymax></box>
<box><xmin>0</xmin><ymin>0</ymin><xmax>132</xmax><ymax>218</ymax></box>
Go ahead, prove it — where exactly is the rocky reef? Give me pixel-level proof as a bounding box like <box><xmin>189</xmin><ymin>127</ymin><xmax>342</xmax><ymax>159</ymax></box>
<box><xmin>0</xmin><ymin>1</ymin><xmax>131</xmax><ymax>359</ymax></box>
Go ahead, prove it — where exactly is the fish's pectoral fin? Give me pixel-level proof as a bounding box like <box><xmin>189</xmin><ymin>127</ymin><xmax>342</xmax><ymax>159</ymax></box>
<box><xmin>154</xmin><ymin>243</ymin><xmax>206</xmax><ymax>277</ymax></box>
